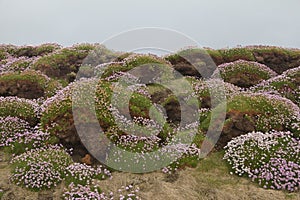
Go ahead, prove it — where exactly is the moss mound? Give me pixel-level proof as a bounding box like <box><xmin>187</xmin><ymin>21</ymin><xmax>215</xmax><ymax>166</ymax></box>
<box><xmin>31</xmin><ymin>48</ymin><xmax>90</xmax><ymax>83</ymax></box>
<box><xmin>0</xmin><ymin>70</ymin><xmax>62</xmax><ymax>99</ymax></box>
<box><xmin>251</xmin><ymin>66</ymin><xmax>300</xmax><ymax>107</ymax></box>
<box><xmin>215</xmin><ymin>60</ymin><xmax>277</xmax><ymax>88</ymax></box>
<box><xmin>10</xmin><ymin>146</ymin><xmax>73</xmax><ymax>191</ymax></box>
<box><xmin>98</xmin><ymin>54</ymin><xmax>171</xmax><ymax>79</ymax></box>
<box><xmin>217</xmin><ymin>47</ymin><xmax>256</xmax><ymax>63</ymax></box>
<box><xmin>40</xmin><ymin>78</ymin><xmax>171</xmax><ymax>160</ymax></box>
<box><xmin>0</xmin><ymin>97</ymin><xmax>39</xmax><ymax>126</ymax></box>
<box><xmin>202</xmin><ymin>92</ymin><xmax>300</xmax><ymax>149</ymax></box>
<box><xmin>9</xmin><ymin>43</ymin><xmax>61</xmax><ymax>58</ymax></box>
<box><xmin>165</xmin><ymin>48</ymin><xmax>217</xmax><ymax>78</ymax></box>
<box><xmin>248</xmin><ymin>46</ymin><xmax>300</xmax><ymax>74</ymax></box>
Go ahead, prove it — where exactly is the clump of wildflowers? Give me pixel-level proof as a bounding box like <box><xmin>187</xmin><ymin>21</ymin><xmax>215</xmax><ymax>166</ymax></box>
<box><xmin>213</xmin><ymin>60</ymin><xmax>277</xmax><ymax>88</ymax></box>
<box><xmin>224</xmin><ymin>131</ymin><xmax>300</xmax><ymax>191</ymax></box>
<box><xmin>65</xmin><ymin>163</ymin><xmax>112</xmax><ymax>186</ymax></box>
<box><xmin>0</xmin><ymin>117</ymin><xmax>52</xmax><ymax>154</ymax></box>
<box><xmin>251</xmin><ymin>66</ymin><xmax>300</xmax><ymax>107</ymax></box>
<box><xmin>0</xmin><ymin>70</ymin><xmax>62</xmax><ymax>99</ymax></box>
<box><xmin>62</xmin><ymin>183</ymin><xmax>108</xmax><ymax>200</ymax></box>
<box><xmin>0</xmin><ymin>96</ymin><xmax>39</xmax><ymax>126</ymax></box>
<box><xmin>10</xmin><ymin>145</ymin><xmax>73</xmax><ymax>190</ymax></box>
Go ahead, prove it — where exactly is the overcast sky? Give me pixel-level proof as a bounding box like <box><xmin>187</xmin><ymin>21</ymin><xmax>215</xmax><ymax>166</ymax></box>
<box><xmin>0</xmin><ymin>0</ymin><xmax>300</xmax><ymax>50</ymax></box>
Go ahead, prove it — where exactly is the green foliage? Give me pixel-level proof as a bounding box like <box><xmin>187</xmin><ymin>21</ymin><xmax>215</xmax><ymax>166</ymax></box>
<box><xmin>10</xmin><ymin>146</ymin><xmax>73</xmax><ymax>191</ymax></box>
<box><xmin>0</xmin><ymin>70</ymin><xmax>62</xmax><ymax>99</ymax></box>
<box><xmin>101</xmin><ymin>54</ymin><xmax>170</xmax><ymax>79</ymax></box>
<box><xmin>32</xmin><ymin>48</ymin><xmax>90</xmax><ymax>81</ymax></box>
<box><xmin>10</xmin><ymin>44</ymin><xmax>61</xmax><ymax>57</ymax></box>
<box><xmin>0</xmin><ymin>97</ymin><xmax>38</xmax><ymax>126</ymax></box>
<box><xmin>218</xmin><ymin>48</ymin><xmax>255</xmax><ymax>62</ymax></box>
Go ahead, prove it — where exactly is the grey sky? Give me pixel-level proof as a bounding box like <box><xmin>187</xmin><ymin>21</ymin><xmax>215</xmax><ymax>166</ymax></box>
<box><xmin>0</xmin><ymin>0</ymin><xmax>300</xmax><ymax>50</ymax></box>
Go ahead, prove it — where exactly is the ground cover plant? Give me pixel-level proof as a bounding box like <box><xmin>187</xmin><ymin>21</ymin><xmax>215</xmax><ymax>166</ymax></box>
<box><xmin>214</xmin><ymin>60</ymin><xmax>277</xmax><ymax>88</ymax></box>
<box><xmin>0</xmin><ymin>44</ymin><xmax>299</xmax><ymax>199</ymax></box>
<box><xmin>224</xmin><ymin>131</ymin><xmax>300</xmax><ymax>192</ymax></box>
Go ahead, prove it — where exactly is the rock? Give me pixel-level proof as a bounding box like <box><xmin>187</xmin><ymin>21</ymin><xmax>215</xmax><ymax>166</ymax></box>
<box><xmin>81</xmin><ymin>154</ymin><xmax>92</xmax><ymax>165</ymax></box>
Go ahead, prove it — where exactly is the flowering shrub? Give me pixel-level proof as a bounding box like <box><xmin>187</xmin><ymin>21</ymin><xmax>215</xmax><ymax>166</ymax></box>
<box><xmin>65</xmin><ymin>163</ymin><xmax>112</xmax><ymax>186</ymax></box>
<box><xmin>0</xmin><ymin>70</ymin><xmax>62</xmax><ymax>99</ymax></box>
<box><xmin>0</xmin><ymin>96</ymin><xmax>39</xmax><ymax>126</ymax></box>
<box><xmin>10</xmin><ymin>145</ymin><xmax>73</xmax><ymax>190</ymax></box>
<box><xmin>224</xmin><ymin>131</ymin><xmax>300</xmax><ymax>191</ymax></box>
<box><xmin>214</xmin><ymin>60</ymin><xmax>277</xmax><ymax>88</ymax></box>
<box><xmin>251</xmin><ymin>66</ymin><xmax>300</xmax><ymax>107</ymax></box>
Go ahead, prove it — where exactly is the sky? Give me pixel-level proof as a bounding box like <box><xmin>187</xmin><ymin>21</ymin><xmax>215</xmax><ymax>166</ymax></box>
<box><xmin>0</xmin><ymin>0</ymin><xmax>300</xmax><ymax>51</ymax></box>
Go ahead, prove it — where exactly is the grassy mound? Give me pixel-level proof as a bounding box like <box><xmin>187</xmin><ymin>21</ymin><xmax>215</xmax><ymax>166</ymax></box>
<box><xmin>217</xmin><ymin>47</ymin><xmax>256</xmax><ymax>63</ymax></box>
<box><xmin>0</xmin><ymin>97</ymin><xmax>39</xmax><ymax>126</ymax></box>
<box><xmin>251</xmin><ymin>66</ymin><xmax>300</xmax><ymax>107</ymax></box>
<box><xmin>10</xmin><ymin>145</ymin><xmax>73</xmax><ymax>191</ymax></box>
<box><xmin>9</xmin><ymin>43</ymin><xmax>61</xmax><ymax>58</ymax></box>
<box><xmin>31</xmin><ymin>45</ymin><xmax>95</xmax><ymax>83</ymax></box>
<box><xmin>214</xmin><ymin>60</ymin><xmax>277</xmax><ymax>88</ymax></box>
<box><xmin>165</xmin><ymin>48</ymin><xmax>217</xmax><ymax>78</ymax></box>
<box><xmin>0</xmin><ymin>70</ymin><xmax>62</xmax><ymax>99</ymax></box>
<box><xmin>248</xmin><ymin>46</ymin><xmax>300</xmax><ymax>74</ymax></box>
<box><xmin>224</xmin><ymin>131</ymin><xmax>300</xmax><ymax>192</ymax></box>
<box><xmin>98</xmin><ymin>54</ymin><xmax>171</xmax><ymax>79</ymax></box>
<box><xmin>0</xmin><ymin>117</ymin><xmax>55</xmax><ymax>155</ymax></box>
<box><xmin>40</xmin><ymin>79</ymin><xmax>169</xmax><ymax>148</ymax></box>
<box><xmin>202</xmin><ymin>92</ymin><xmax>300</xmax><ymax>148</ymax></box>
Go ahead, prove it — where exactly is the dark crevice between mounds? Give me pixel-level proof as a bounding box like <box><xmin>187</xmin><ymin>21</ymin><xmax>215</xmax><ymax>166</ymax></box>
<box><xmin>215</xmin><ymin>111</ymin><xmax>256</xmax><ymax>150</ymax></box>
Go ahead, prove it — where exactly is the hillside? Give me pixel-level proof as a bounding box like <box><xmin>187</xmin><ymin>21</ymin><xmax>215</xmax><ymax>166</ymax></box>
<box><xmin>0</xmin><ymin>44</ymin><xmax>299</xmax><ymax>200</ymax></box>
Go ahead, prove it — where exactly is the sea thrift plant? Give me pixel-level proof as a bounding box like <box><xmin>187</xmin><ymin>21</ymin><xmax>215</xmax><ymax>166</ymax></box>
<box><xmin>251</xmin><ymin>66</ymin><xmax>300</xmax><ymax>107</ymax></box>
<box><xmin>0</xmin><ymin>96</ymin><xmax>39</xmax><ymax>126</ymax></box>
<box><xmin>0</xmin><ymin>70</ymin><xmax>62</xmax><ymax>99</ymax></box>
<box><xmin>0</xmin><ymin>56</ymin><xmax>37</xmax><ymax>73</ymax></box>
<box><xmin>0</xmin><ymin>117</ymin><xmax>52</xmax><ymax>154</ymax></box>
<box><xmin>224</xmin><ymin>131</ymin><xmax>300</xmax><ymax>191</ymax></box>
<box><xmin>62</xmin><ymin>183</ymin><xmax>108</xmax><ymax>200</ymax></box>
<box><xmin>65</xmin><ymin>163</ymin><xmax>112</xmax><ymax>186</ymax></box>
<box><xmin>202</xmin><ymin>92</ymin><xmax>300</xmax><ymax>146</ymax></box>
<box><xmin>213</xmin><ymin>60</ymin><xmax>277</xmax><ymax>88</ymax></box>
<box><xmin>10</xmin><ymin>145</ymin><xmax>73</xmax><ymax>190</ymax></box>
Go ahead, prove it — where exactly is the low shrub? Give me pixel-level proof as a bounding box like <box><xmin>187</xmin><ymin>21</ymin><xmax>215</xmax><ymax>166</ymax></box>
<box><xmin>0</xmin><ymin>56</ymin><xmax>36</xmax><ymax>73</ymax></box>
